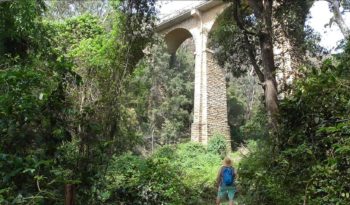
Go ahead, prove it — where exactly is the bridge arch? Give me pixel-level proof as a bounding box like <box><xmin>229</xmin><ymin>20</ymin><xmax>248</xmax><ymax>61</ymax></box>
<box><xmin>164</xmin><ymin>28</ymin><xmax>194</xmax><ymax>54</ymax></box>
<box><xmin>157</xmin><ymin>1</ymin><xmax>231</xmax><ymax>146</ymax></box>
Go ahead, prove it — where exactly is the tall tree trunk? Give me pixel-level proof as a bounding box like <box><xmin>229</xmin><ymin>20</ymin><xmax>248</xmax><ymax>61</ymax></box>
<box><xmin>261</xmin><ymin>0</ymin><xmax>279</xmax><ymax>129</ymax></box>
<box><xmin>64</xmin><ymin>184</ymin><xmax>75</xmax><ymax>205</ymax></box>
<box><xmin>248</xmin><ymin>0</ymin><xmax>279</xmax><ymax>129</ymax></box>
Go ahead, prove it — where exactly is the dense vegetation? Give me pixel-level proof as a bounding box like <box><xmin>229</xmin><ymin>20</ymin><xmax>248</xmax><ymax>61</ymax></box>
<box><xmin>0</xmin><ymin>0</ymin><xmax>157</xmax><ymax>204</ymax></box>
<box><xmin>128</xmin><ymin>38</ymin><xmax>195</xmax><ymax>147</ymax></box>
<box><xmin>239</xmin><ymin>42</ymin><xmax>350</xmax><ymax>205</ymax></box>
<box><xmin>209</xmin><ymin>1</ymin><xmax>350</xmax><ymax>204</ymax></box>
<box><xmin>1</xmin><ymin>0</ymin><xmax>349</xmax><ymax>204</ymax></box>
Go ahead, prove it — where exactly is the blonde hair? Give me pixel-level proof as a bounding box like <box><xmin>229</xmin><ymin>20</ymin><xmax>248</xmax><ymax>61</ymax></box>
<box><xmin>223</xmin><ymin>156</ymin><xmax>232</xmax><ymax>166</ymax></box>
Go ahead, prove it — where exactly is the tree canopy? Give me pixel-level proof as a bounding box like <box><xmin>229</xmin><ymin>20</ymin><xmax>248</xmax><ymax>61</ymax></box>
<box><xmin>0</xmin><ymin>0</ymin><xmax>349</xmax><ymax>204</ymax></box>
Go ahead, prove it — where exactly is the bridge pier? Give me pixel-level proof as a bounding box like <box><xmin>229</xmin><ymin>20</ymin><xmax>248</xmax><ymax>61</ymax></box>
<box><xmin>157</xmin><ymin>1</ymin><xmax>230</xmax><ymax>145</ymax></box>
<box><xmin>191</xmin><ymin>31</ymin><xmax>229</xmax><ymax>144</ymax></box>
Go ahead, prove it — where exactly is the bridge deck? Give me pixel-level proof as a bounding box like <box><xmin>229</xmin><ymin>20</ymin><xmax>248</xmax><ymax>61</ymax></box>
<box><xmin>156</xmin><ymin>0</ymin><xmax>224</xmax><ymax>32</ymax></box>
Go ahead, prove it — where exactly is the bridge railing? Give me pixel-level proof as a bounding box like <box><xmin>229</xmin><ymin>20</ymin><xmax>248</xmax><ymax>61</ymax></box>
<box><xmin>157</xmin><ymin>1</ymin><xmax>206</xmax><ymax>24</ymax></box>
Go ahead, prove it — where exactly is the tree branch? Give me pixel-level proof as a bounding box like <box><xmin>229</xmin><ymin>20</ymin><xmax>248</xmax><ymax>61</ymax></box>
<box><xmin>247</xmin><ymin>0</ymin><xmax>263</xmax><ymax>19</ymax></box>
<box><xmin>243</xmin><ymin>34</ymin><xmax>265</xmax><ymax>83</ymax></box>
<box><xmin>233</xmin><ymin>0</ymin><xmax>257</xmax><ymax>36</ymax></box>
<box><xmin>328</xmin><ymin>0</ymin><xmax>350</xmax><ymax>37</ymax></box>
<box><xmin>233</xmin><ymin>0</ymin><xmax>264</xmax><ymax>83</ymax></box>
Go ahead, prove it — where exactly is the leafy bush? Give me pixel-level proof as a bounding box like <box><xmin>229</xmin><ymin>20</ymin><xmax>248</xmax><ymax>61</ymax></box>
<box><xmin>175</xmin><ymin>143</ymin><xmax>222</xmax><ymax>203</ymax></box>
<box><xmin>0</xmin><ymin>1</ymin><xmax>156</xmax><ymax>204</ymax></box>
<box><xmin>102</xmin><ymin>153</ymin><xmax>185</xmax><ymax>205</ymax></box>
<box><xmin>207</xmin><ymin>133</ymin><xmax>229</xmax><ymax>158</ymax></box>
<box><xmin>238</xmin><ymin>42</ymin><xmax>350</xmax><ymax>205</ymax></box>
<box><xmin>100</xmin><ymin>142</ymin><xmax>224</xmax><ymax>204</ymax></box>
<box><xmin>239</xmin><ymin>140</ymin><xmax>296</xmax><ymax>205</ymax></box>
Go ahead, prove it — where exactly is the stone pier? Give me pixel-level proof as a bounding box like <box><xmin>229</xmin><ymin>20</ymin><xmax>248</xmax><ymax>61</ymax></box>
<box><xmin>157</xmin><ymin>1</ymin><xmax>230</xmax><ymax>144</ymax></box>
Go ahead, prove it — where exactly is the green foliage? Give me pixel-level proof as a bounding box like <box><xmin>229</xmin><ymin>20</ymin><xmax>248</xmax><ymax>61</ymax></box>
<box><xmin>273</xmin><ymin>0</ymin><xmax>314</xmax><ymax>57</ymax></box>
<box><xmin>0</xmin><ymin>64</ymin><xmax>72</xmax><ymax>204</ymax></box>
<box><xmin>208</xmin><ymin>6</ymin><xmax>253</xmax><ymax>77</ymax></box>
<box><xmin>207</xmin><ymin>134</ymin><xmax>228</xmax><ymax>158</ymax></box>
<box><xmin>174</xmin><ymin>143</ymin><xmax>222</xmax><ymax>203</ymax></box>
<box><xmin>240</xmin><ymin>104</ymin><xmax>269</xmax><ymax>141</ymax></box>
<box><xmin>44</xmin><ymin>0</ymin><xmax>111</xmax><ymax>20</ymax></box>
<box><xmin>0</xmin><ymin>1</ymin><xmax>75</xmax><ymax>203</ymax></box>
<box><xmin>128</xmin><ymin>38</ymin><xmax>195</xmax><ymax>147</ymax></box>
<box><xmin>239</xmin><ymin>41</ymin><xmax>350</xmax><ymax>205</ymax></box>
<box><xmin>100</xmin><ymin>142</ymin><xmax>223</xmax><ymax>204</ymax></box>
<box><xmin>49</xmin><ymin>13</ymin><xmax>104</xmax><ymax>55</ymax></box>
<box><xmin>0</xmin><ymin>0</ymin><xmax>156</xmax><ymax>204</ymax></box>
<box><xmin>103</xmin><ymin>153</ymin><xmax>184</xmax><ymax>204</ymax></box>
<box><xmin>239</xmin><ymin>140</ymin><xmax>297</xmax><ymax>205</ymax></box>
<box><xmin>0</xmin><ymin>0</ymin><xmax>46</xmax><ymax>60</ymax></box>
<box><xmin>4</xmin><ymin>1</ymin><xmax>349</xmax><ymax>204</ymax></box>
<box><xmin>226</xmin><ymin>75</ymin><xmax>263</xmax><ymax>148</ymax></box>
<box><xmin>226</xmin><ymin>82</ymin><xmax>246</xmax><ymax>148</ymax></box>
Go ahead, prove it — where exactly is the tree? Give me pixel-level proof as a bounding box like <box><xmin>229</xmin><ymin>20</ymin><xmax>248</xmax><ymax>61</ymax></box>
<box><xmin>53</xmin><ymin>0</ymin><xmax>157</xmax><ymax>203</ymax></box>
<box><xmin>226</xmin><ymin>72</ymin><xmax>263</xmax><ymax>147</ymax></box>
<box><xmin>211</xmin><ymin>0</ymin><xmax>315</xmax><ymax>133</ymax></box>
<box><xmin>230</xmin><ymin>0</ymin><xmax>278</xmax><ymax>130</ymax></box>
<box><xmin>127</xmin><ymin>38</ymin><xmax>195</xmax><ymax>149</ymax></box>
<box><xmin>326</xmin><ymin>0</ymin><xmax>350</xmax><ymax>38</ymax></box>
<box><xmin>0</xmin><ymin>0</ymin><xmax>157</xmax><ymax>203</ymax></box>
<box><xmin>44</xmin><ymin>0</ymin><xmax>110</xmax><ymax>20</ymax></box>
<box><xmin>0</xmin><ymin>0</ymin><xmax>77</xmax><ymax>203</ymax></box>
<box><xmin>239</xmin><ymin>40</ymin><xmax>350</xmax><ymax>205</ymax></box>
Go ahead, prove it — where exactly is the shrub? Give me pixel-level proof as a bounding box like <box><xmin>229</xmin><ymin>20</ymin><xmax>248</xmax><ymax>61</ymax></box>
<box><xmin>175</xmin><ymin>142</ymin><xmax>221</xmax><ymax>204</ymax></box>
<box><xmin>101</xmin><ymin>142</ymin><xmax>225</xmax><ymax>204</ymax></box>
<box><xmin>238</xmin><ymin>41</ymin><xmax>350</xmax><ymax>205</ymax></box>
<box><xmin>101</xmin><ymin>153</ymin><xmax>185</xmax><ymax>204</ymax></box>
<box><xmin>207</xmin><ymin>133</ymin><xmax>228</xmax><ymax>158</ymax></box>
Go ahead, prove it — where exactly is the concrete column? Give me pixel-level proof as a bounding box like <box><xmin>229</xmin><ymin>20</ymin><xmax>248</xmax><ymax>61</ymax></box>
<box><xmin>191</xmin><ymin>9</ymin><xmax>207</xmax><ymax>143</ymax></box>
<box><xmin>206</xmin><ymin>50</ymin><xmax>230</xmax><ymax>141</ymax></box>
<box><xmin>190</xmin><ymin>10</ymin><xmax>229</xmax><ymax>144</ymax></box>
<box><xmin>191</xmin><ymin>34</ymin><xmax>204</xmax><ymax>142</ymax></box>
<box><xmin>157</xmin><ymin>2</ymin><xmax>232</xmax><ymax>146</ymax></box>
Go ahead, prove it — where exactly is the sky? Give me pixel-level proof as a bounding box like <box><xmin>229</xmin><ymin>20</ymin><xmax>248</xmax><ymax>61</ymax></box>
<box><xmin>157</xmin><ymin>1</ymin><xmax>350</xmax><ymax>52</ymax></box>
<box><xmin>307</xmin><ymin>1</ymin><xmax>350</xmax><ymax>50</ymax></box>
<box><xmin>157</xmin><ymin>1</ymin><xmax>203</xmax><ymax>19</ymax></box>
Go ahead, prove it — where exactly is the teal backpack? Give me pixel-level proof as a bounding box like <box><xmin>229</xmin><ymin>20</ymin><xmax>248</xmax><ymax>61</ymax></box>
<box><xmin>222</xmin><ymin>166</ymin><xmax>235</xmax><ymax>186</ymax></box>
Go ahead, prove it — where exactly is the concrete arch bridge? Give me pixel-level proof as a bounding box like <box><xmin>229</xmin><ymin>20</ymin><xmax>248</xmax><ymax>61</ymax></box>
<box><xmin>156</xmin><ymin>1</ymin><xmax>230</xmax><ymax>145</ymax></box>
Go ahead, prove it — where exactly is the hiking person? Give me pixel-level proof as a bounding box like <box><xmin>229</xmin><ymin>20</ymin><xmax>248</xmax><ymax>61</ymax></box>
<box><xmin>215</xmin><ymin>156</ymin><xmax>237</xmax><ymax>205</ymax></box>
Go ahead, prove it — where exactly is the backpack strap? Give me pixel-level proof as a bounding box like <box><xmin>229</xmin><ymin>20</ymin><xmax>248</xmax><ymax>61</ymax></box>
<box><xmin>220</xmin><ymin>166</ymin><xmax>224</xmax><ymax>177</ymax></box>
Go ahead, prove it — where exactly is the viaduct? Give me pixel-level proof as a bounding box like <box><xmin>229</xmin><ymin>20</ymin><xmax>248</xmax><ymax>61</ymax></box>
<box><xmin>156</xmin><ymin>1</ymin><xmax>230</xmax><ymax>145</ymax></box>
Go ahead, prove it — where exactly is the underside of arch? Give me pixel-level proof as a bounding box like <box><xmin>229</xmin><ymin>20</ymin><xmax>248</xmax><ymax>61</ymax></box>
<box><xmin>206</xmin><ymin>3</ymin><xmax>231</xmax><ymax>49</ymax></box>
<box><xmin>164</xmin><ymin>28</ymin><xmax>193</xmax><ymax>54</ymax></box>
<box><xmin>157</xmin><ymin>1</ymin><xmax>231</xmax><ymax>147</ymax></box>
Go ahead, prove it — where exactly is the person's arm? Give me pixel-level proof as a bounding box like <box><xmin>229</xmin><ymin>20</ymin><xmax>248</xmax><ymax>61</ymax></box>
<box><xmin>215</xmin><ymin>166</ymin><xmax>222</xmax><ymax>187</ymax></box>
